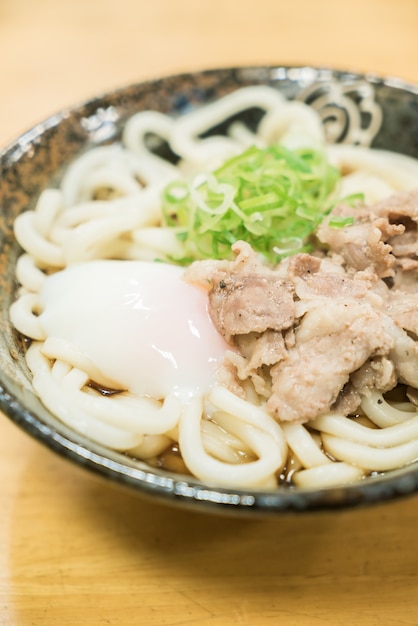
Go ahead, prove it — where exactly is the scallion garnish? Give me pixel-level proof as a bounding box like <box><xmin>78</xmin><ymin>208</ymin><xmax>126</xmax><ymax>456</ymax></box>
<box><xmin>328</xmin><ymin>216</ymin><xmax>355</xmax><ymax>228</ymax></box>
<box><xmin>162</xmin><ymin>144</ymin><xmax>341</xmax><ymax>264</ymax></box>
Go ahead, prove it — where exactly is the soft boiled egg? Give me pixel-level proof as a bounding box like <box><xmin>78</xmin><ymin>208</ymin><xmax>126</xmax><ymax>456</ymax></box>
<box><xmin>38</xmin><ymin>260</ymin><xmax>229</xmax><ymax>400</ymax></box>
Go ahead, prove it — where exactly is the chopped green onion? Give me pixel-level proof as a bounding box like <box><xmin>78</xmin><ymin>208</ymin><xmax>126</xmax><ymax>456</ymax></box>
<box><xmin>161</xmin><ymin>144</ymin><xmax>341</xmax><ymax>264</ymax></box>
<box><xmin>340</xmin><ymin>192</ymin><xmax>365</xmax><ymax>207</ymax></box>
<box><xmin>328</xmin><ymin>216</ymin><xmax>355</xmax><ymax>228</ymax></box>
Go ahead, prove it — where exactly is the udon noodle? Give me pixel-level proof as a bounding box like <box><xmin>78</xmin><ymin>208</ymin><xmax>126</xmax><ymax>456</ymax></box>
<box><xmin>9</xmin><ymin>85</ymin><xmax>418</xmax><ymax>490</ymax></box>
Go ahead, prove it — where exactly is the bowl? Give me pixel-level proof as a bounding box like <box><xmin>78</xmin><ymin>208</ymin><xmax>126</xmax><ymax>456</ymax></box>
<box><xmin>2</xmin><ymin>65</ymin><xmax>418</xmax><ymax>517</ymax></box>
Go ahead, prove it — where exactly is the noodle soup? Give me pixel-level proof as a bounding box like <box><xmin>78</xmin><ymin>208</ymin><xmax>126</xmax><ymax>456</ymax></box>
<box><xmin>3</xmin><ymin>67</ymin><xmax>418</xmax><ymax>512</ymax></box>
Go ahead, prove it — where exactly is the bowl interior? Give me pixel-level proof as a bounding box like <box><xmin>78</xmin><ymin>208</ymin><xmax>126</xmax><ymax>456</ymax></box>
<box><xmin>2</xmin><ymin>65</ymin><xmax>418</xmax><ymax>515</ymax></box>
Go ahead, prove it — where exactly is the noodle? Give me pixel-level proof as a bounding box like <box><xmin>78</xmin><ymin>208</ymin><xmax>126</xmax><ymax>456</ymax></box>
<box><xmin>9</xmin><ymin>83</ymin><xmax>418</xmax><ymax>490</ymax></box>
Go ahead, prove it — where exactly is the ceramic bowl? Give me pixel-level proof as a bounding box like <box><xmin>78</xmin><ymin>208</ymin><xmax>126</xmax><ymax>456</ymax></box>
<box><xmin>2</xmin><ymin>65</ymin><xmax>418</xmax><ymax>516</ymax></box>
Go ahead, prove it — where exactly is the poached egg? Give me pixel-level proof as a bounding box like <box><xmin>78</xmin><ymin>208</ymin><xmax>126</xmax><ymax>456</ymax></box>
<box><xmin>38</xmin><ymin>260</ymin><xmax>228</xmax><ymax>400</ymax></box>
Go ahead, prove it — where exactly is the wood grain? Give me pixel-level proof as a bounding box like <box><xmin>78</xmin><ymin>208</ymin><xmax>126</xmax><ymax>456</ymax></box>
<box><xmin>1</xmin><ymin>1</ymin><xmax>418</xmax><ymax>623</ymax></box>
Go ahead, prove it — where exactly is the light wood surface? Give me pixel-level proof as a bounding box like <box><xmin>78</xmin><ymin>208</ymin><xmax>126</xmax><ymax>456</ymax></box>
<box><xmin>1</xmin><ymin>1</ymin><xmax>418</xmax><ymax>624</ymax></box>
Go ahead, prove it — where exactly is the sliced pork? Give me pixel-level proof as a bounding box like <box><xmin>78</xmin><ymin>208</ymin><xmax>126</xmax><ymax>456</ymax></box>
<box><xmin>185</xmin><ymin>190</ymin><xmax>418</xmax><ymax>425</ymax></box>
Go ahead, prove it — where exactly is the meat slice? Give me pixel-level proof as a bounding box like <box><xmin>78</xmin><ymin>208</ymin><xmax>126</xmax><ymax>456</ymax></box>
<box><xmin>382</xmin><ymin>318</ymin><xmax>418</xmax><ymax>389</ymax></box>
<box><xmin>293</xmin><ymin>269</ymin><xmax>369</xmax><ymax>302</ymax></box>
<box><xmin>234</xmin><ymin>330</ymin><xmax>288</xmax><ymax>370</ymax></box>
<box><xmin>267</xmin><ymin>301</ymin><xmax>394</xmax><ymax>422</ymax></box>
<box><xmin>284</xmin><ymin>253</ymin><xmax>321</xmax><ymax>278</ymax></box>
<box><xmin>185</xmin><ymin>222</ymin><xmax>418</xmax><ymax>425</ymax></box>
<box><xmin>208</xmin><ymin>272</ymin><xmax>295</xmax><ymax>341</ymax></box>
<box><xmin>317</xmin><ymin>190</ymin><xmax>418</xmax><ymax>279</ymax></box>
<box><xmin>373</xmin><ymin>190</ymin><xmax>418</xmax><ymax>268</ymax></box>
<box><xmin>350</xmin><ymin>357</ymin><xmax>396</xmax><ymax>398</ymax></box>
<box><xmin>393</xmin><ymin>267</ymin><xmax>418</xmax><ymax>292</ymax></box>
<box><xmin>388</xmin><ymin>224</ymin><xmax>418</xmax><ymax>259</ymax></box>
<box><xmin>185</xmin><ymin>240</ymin><xmax>296</xmax><ymax>341</ymax></box>
<box><xmin>226</xmin><ymin>330</ymin><xmax>287</xmax><ymax>397</ymax></box>
<box><xmin>384</xmin><ymin>290</ymin><xmax>418</xmax><ymax>336</ymax></box>
<box><xmin>332</xmin><ymin>383</ymin><xmax>362</xmax><ymax>417</ymax></box>
<box><xmin>316</xmin><ymin>206</ymin><xmax>401</xmax><ymax>278</ymax></box>
<box><xmin>373</xmin><ymin>189</ymin><xmax>418</xmax><ymax>222</ymax></box>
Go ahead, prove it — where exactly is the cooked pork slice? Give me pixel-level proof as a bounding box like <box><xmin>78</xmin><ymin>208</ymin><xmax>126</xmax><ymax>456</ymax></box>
<box><xmin>373</xmin><ymin>189</ymin><xmax>418</xmax><ymax>222</ymax></box>
<box><xmin>186</xmin><ymin>230</ymin><xmax>418</xmax><ymax>425</ymax></box>
<box><xmin>387</xmin><ymin>224</ymin><xmax>418</xmax><ymax>259</ymax></box>
<box><xmin>394</xmin><ymin>257</ymin><xmax>418</xmax><ymax>272</ymax></box>
<box><xmin>278</xmin><ymin>252</ymin><xmax>379</xmax><ymax>308</ymax></box>
<box><xmin>185</xmin><ymin>241</ymin><xmax>296</xmax><ymax>341</ymax></box>
<box><xmin>334</xmin><ymin>357</ymin><xmax>396</xmax><ymax>416</ymax></box>
<box><xmin>283</xmin><ymin>253</ymin><xmax>321</xmax><ymax>278</ymax></box>
<box><xmin>393</xmin><ymin>266</ymin><xmax>418</xmax><ymax>292</ymax></box>
<box><xmin>184</xmin><ymin>238</ymin><xmax>268</xmax><ymax>288</ymax></box>
<box><xmin>234</xmin><ymin>330</ymin><xmax>287</xmax><ymax>370</ymax></box>
<box><xmin>350</xmin><ymin>357</ymin><xmax>397</xmax><ymax>397</ymax></box>
<box><xmin>382</xmin><ymin>318</ymin><xmax>418</xmax><ymax>388</ymax></box>
<box><xmin>266</xmin><ymin>302</ymin><xmax>394</xmax><ymax>422</ymax></box>
<box><xmin>331</xmin><ymin>383</ymin><xmax>362</xmax><ymax>417</ymax></box>
<box><xmin>207</xmin><ymin>272</ymin><xmax>295</xmax><ymax>341</ymax></box>
<box><xmin>372</xmin><ymin>191</ymin><xmax>418</xmax><ymax>266</ymax></box>
<box><xmin>293</xmin><ymin>269</ymin><xmax>369</xmax><ymax>302</ymax></box>
<box><xmin>216</xmin><ymin>357</ymin><xmax>247</xmax><ymax>400</ymax></box>
<box><xmin>226</xmin><ymin>330</ymin><xmax>287</xmax><ymax>397</ymax></box>
<box><xmin>316</xmin><ymin>209</ymin><xmax>400</xmax><ymax>278</ymax></box>
<box><xmin>385</xmin><ymin>290</ymin><xmax>418</xmax><ymax>336</ymax></box>
<box><xmin>317</xmin><ymin>190</ymin><xmax>418</xmax><ymax>277</ymax></box>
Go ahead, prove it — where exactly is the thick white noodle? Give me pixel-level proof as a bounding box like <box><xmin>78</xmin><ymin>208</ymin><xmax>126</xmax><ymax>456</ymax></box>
<box><xmin>16</xmin><ymin>254</ymin><xmax>47</xmax><ymax>293</ymax></box>
<box><xmin>281</xmin><ymin>423</ymin><xmax>331</xmax><ymax>468</ymax></box>
<box><xmin>14</xmin><ymin>210</ymin><xmax>65</xmax><ymax>268</ymax></box>
<box><xmin>55</xmin><ymin>208</ymin><xmax>143</xmax><ymax>264</ymax></box>
<box><xmin>41</xmin><ymin>336</ymin><xmax>123</xmax><ymax>390</ymax></box>
<box><xmin>27</xmin><ymin>342</ymin><xmax>182</xmax><ymax>438</ymax></box>
<box><xmin>127</xmin><ymin>434</ymin><xmax>173</xmax><ymax>459</ymax></box>
<box><xmin>170</xmin><ymin>85</ymin><xmax>286</xmax><ymax>170</ymax></box>
<box><xmin>360</xmin><ymin>392</ymin><xmax>418</xmax><ymax>427</ymax></box>
<box><xmin>226</xmin><ymin>121</ymin><xmax>262</xmax><ymax>148</ymax></box>
<box><xmin>312</xmin><ymin>412</ymin><xmax>418</xmax><ymax>447</ymax></box>
<box><xmin>179</xmin><ymin>397</ymin><xmax>284</xmax><ymax>487</ymax></box>
<box><xmin>208</xmin><ymin>385</ymin><xmax>287</xmax><ymax>456</ymax></box>
<box><xmin>201</xmin><ymin>416</ymin><xmax>254</xmax><ymax>464</ymax></box>
<box><xmin>9</xmin><ymin>293</ymin><xmax>45</xmax><ymax>340</ymax></box>
<box><xmin>122</xmin><ymin>110</ymin><xmax>179</xmax><ymax>181</ymax></box>
<box><xmin>327</xmin><ymin>144</ymin><xmax>418</xmax><ymax>203</ymax></box>
<box><xmin>259</xmin><ymin>101</ymin><xmax>325</xmax><ymax>149</ymax></box>
<box><xmin>292</xmin><ymin>463</ymin><xmax>364</xmax><ymax>488</ymax></box>
<box><xmin>32</xmin><ymin>189</ymin><xmax>63</xmax><ymax>237</ymax></box>
<box><xmin>60</xmin><ymin>145</ymin><xmax>176</xmax><ymax>206</ymax></box>
<box><xmin>26</xmin><ymin>344</ymin><xmax>143</xmax><ymax>449</ymax></box>
<box><xmin>322</xmin><ymin>434</ymin><xmax>418</xmax><ymax>472</ymax></box>
<box><xmin>130</xmin><ymin>227</ymin><xmax>186</xmax><ymax>260</ymax></box>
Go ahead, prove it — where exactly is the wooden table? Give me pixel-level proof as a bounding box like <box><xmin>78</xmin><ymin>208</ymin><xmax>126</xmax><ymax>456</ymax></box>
<box><xmin>1</xmin><ymin>1</ymin><xmax>418</xmax><ymax>623</ymax></box>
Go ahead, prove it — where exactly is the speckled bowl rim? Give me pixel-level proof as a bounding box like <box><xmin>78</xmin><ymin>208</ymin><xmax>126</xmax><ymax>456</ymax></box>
<box><xmin>2</xmin><ymin>64</ymin><xmax>418</xmax><ymax>517</ymax></box>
